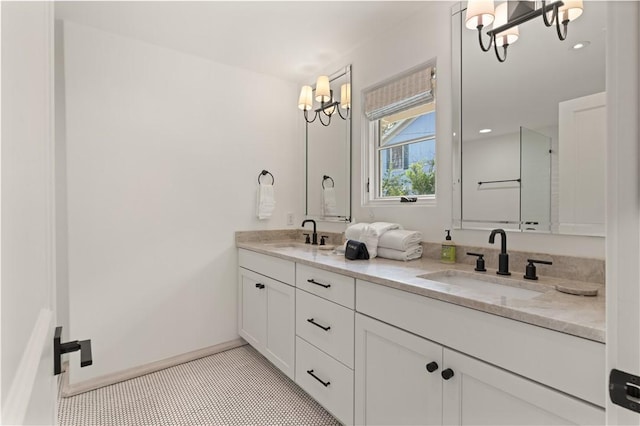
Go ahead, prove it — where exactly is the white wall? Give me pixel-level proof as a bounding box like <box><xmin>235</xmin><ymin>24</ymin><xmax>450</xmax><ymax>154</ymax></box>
<box><xmin>59</xmin><ymin>21</ymin><xmax>301</xmax><ymax>384</ymax></box>
<box><xmin>310</xmin><ymin>1</ymin><xmax>605</xmax><ymax>258</ymax></box>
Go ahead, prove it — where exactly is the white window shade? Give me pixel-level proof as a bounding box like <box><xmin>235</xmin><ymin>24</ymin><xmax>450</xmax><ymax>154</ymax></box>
<box><xmin>364</xmin><ymin>66</ymin><xmax>434</xmax><ymax>121</ymax></box>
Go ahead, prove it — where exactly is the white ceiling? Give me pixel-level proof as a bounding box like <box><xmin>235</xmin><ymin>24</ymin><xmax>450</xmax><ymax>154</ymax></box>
<box><xmin>55</xmin><ymin>1</ymin><xmax>430</xmax><ymax>83</ymax></box>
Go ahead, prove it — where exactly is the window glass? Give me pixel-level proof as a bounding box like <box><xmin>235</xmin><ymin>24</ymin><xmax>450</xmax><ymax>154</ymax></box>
<box><xmin>376</xmin><ymin>103</ymin><xmax>436</xmax><ymax>198</ymax></box>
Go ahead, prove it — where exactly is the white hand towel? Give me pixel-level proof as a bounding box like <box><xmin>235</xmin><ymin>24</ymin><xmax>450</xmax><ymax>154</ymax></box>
<box><xmin>345</xmin><ymin>222</ymin><xmax>369</xmax><ymax>241</ymax></box>
<box><xmin>378</xmin><ymin>229</ymin><xmax>423</xmax><ymax>251</ymax></box>
<box><xmin>377</xmin><ymin>245</ymin><xmax>423</xmax><ymax>261</ymax></box>
<box><xmin>322</xmin><ymin>187</ymin><xmax>338</xmax><ymax>216</ymax></box>
<box><xmin>360</xmin><ymin>222</ymin><xmax>401</xmax><ymax>259</ymax></box>
<box><xmin>256</xmin><ymin>184</ymin><xmax>276</xmax><ymax>220</ymax></box>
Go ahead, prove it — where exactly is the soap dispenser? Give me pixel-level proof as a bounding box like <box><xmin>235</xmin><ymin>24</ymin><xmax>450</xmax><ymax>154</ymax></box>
<box><xmin>441</xmin><ymin>230</ymin><xmax>456</xmax><ymax>264</ymax></box>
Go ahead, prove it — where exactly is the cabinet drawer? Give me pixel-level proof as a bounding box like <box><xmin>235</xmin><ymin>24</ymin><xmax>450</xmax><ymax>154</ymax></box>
<box><xmin>296</xmin><ymin>263</ymin><xmax>355</xmax><ymax>308</ymax></box>
<box><xmin>296</xmin><ymin>289</ymin><xmax>354</xmax><ymax>368</ymax></box>
<box><xmin>238</xmin><ymin>249</ymin><xmax>294</xmax><ymax>285</ymax></box>
<box><xmin>295</xmin><ymin>337</ymin><xmax>354</xmax><ymax>425</ymax></box>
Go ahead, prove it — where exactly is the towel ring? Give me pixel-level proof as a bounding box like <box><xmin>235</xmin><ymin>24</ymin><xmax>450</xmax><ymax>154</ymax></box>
<box><xmin>322</xmin><ymin>175</ymin><xmax>334</xmax><ymax>189</ymax></box>
<box><xmin>258</xmin><ymin>170</ymin><xmax>274</xmax><ymax>185</ymax></box>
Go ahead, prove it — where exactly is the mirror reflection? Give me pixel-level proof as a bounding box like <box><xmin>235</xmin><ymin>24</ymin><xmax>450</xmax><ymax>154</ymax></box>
<box><xmin>453</xmin><ymin>2</ymin><xmax>606</xmax><ymax>236</ymax></box>
<box><xmin>305</xmin><ymin>65</ymin><xmax>351</xmax><ymax>221</ymax></box>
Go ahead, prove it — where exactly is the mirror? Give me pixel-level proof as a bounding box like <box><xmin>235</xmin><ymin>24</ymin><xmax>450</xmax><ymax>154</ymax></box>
<box><xmin>452</xmin><ymin>2</ymin><xmax>606</xmax><ymax>236</ymax></box>
<box><xmin>305</xmin><ymin>65</ymin><xmax>351</xmax><ymax>222</ymax></box>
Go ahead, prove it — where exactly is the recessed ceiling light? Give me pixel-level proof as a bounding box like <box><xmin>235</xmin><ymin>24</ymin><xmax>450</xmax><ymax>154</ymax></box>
<box><xmin>479</xmin><ymin>128</ymin><xmax>492</xmax><ymax>134</ymax></box>
<box><xmin>572</xmin><ymin>41</ymin><xmax>590</xmax><ymax>50</ymax></box>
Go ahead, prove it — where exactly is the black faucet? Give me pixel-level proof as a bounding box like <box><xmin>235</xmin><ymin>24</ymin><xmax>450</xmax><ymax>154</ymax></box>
<box><xmin>488</xmin><ymin>228</ymin><xmax>510</xmax><ymax>276</ymax></box>
<box><xmin>301</xmin><ymin>219</ymin><xmax>318</xmax><ymax>245</ymax></box>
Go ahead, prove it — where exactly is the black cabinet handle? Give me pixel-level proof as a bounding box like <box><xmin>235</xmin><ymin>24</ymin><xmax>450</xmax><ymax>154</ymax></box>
<box><xmin>441</xmin><ymin>368</ymin><xmax>454</xmax><ymax>380</ymax></box>
<box><xmin>307</xmin><ymin>278</ymin><xmax>330</xmax><ymax>288</ymax></box>
<box><xmin>307</xmin><ymin>318</ymin><xmax>331</xmax><ymax>331</ymax></box>
<box><xmin>307</xmin><ymin>369</ymin><xmax>330</xmax><ymax>387</ymax></box>
<box><xmin>426</xmin><ymin>361</ymin><xmax>439</xmax><ymax>373</ymax></box>
<box><xmin>255</xmin><ymin>283</ymin><xmax>265</xmax><ymax>289</ymax></box>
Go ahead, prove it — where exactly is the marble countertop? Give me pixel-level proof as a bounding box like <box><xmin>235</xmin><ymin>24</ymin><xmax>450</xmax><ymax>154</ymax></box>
<box><xmin>237</xmin><ymin>240</ymin><xmax>605</xmax><ymax>343</ymax></box>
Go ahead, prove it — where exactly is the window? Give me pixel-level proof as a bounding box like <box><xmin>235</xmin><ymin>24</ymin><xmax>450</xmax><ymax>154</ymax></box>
<box><xmin>364</xmin><ymin>64</ymin><xmax>436</xmax><ymax>202</ymax></box>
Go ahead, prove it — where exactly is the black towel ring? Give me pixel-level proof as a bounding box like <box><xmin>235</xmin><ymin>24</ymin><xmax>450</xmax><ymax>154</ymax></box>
<box><xmin>322</xmin><ymin>175</ymin><xmax>334</xmax><ymax>189</ymax></box>
<box><xmin>258</xmin><ymin>170</ymin><xmax>274</xmax><ymax>185</ymax></box>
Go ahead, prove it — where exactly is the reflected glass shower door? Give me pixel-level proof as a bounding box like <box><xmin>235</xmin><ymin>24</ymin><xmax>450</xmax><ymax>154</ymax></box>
<box><xmin>520</xmin><ymin>127</ymin><xmax>551</xmax><ymax>232</ymax></box>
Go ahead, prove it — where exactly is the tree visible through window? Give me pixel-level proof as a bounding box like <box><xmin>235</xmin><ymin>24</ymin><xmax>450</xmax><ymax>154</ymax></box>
<box><xmin>377</xmin><ymin>103</ymin><xmax>436</xmax><ymax>198</ymax></box>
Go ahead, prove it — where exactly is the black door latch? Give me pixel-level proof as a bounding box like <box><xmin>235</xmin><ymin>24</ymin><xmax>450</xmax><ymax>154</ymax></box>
<box><xmin>54</xmin><ymin>326</ymin><xmax>92</xmax><ymax>376</ymax></box>
<box><xmin>610</xmin><ymin>368</ymin><xmax>640</xmax><ymax>413</ymax></box>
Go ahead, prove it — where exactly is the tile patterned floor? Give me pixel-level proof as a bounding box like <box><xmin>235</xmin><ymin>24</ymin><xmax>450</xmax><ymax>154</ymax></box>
<box><xmin>58</xmin><ymin>345</ymin><xmax>340</xmax><ymax>425</ymax></box>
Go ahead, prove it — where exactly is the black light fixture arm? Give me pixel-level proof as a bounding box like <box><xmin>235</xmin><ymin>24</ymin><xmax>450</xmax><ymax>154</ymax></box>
<box><xmin>486</xmin><ymin>1</ymin><xmax>564</xmax><ymax>38</ymax></box>
<box><xmin>494</xmin><ymin>41</ymin><xmax>508</xmax><ymax>63</ymax></box>
<box><xmin>541</xmin><ymin>1</ymin><xmax>559</xmax><ymax>26</ymax></box>
<box><xmin>476</xmin><ymin>24</ymin><xmax>494</xmax><ymax>52</ymax></box>
<box><xmin>303</xmin><ymin>109</ymin><xmax>318</xmax><ymax>124</ymax></box>
<box><xmin>556</xmin><ymin>14</ymin><xmax>569</xmax><ymax>41</ymax></box>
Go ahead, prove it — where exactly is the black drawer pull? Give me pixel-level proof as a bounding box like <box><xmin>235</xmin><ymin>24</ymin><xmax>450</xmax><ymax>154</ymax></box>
<box><xmin>307</xmin><ymin>278</ymin><xmax>330</xmax><ymax>288</ymax></box>
<box><xmin>307</xmin><ymin>318</ymin><xmax>331</xmax><ymax>331</ymax></box>
<box><xmin>307</xmin><ymin>369</ymin><xmax>330</xmax><ymax>387</ymax></box>
<box><xmin>255</xmin><ymin>283</ymin><xmax>265</xmax><ymax>289</ymax></box>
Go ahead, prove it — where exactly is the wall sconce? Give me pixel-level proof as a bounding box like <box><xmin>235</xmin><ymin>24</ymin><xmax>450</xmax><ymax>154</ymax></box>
<box><xmin>466</xmin><ymin>0</ymin><xmax>584</xmax><ymax>62</ymax></box>
<box><xmin>298</xmin><ymin>76</ymin><xmax>350</xmax><ymax>126</ymax></box>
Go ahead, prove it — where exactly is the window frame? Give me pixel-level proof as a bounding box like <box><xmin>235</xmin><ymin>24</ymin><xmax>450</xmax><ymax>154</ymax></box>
<box><xmin>365</xmin><ymin>108</ymin><xmax>437</xmax><ymax>206</ymax></box>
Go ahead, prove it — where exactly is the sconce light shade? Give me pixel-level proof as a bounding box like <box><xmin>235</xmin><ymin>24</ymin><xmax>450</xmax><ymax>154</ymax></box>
<box><xmin>559</xmin><ymin>0</ymin><xmax>583</xmax><ymax>22</ymax></box>
<box><xmin>315</xmin><ymin>76</ymin><xmax>331</xmax><ymax>102</ymax></box>
<box><xmin>493</xmin><ymin>2</ymin><xmax>519</xmax><ymax>47</ymax></box>
<box><xmin>298</xmin><ymin>85</ymin><xmax>313</xmax><ymax>111</ymax></box>
<box><xmin>340</xmin><ymin>83</ymin><xmax>351</xmax><ymax>109</ymax></box>
<box><xmin>465</xmin><ymin>0</ymin><xmax>495</xmax><ymax>29</ymax></box>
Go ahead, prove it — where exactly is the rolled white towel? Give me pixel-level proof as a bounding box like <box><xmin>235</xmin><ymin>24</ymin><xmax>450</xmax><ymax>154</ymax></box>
<box><xmin>345</xmin><ymin>223</ymin><xmax>369</xmax><ymax>241</ymax></box>
<box><xmin>256</xmin><ymin>184</ymin><xmax>276</xmax><ymax>220</ymax></box>
<box><xmin>377</xmin><ymin>245</ymin><xmax>423</xmax><ymax>261</ymax></box>
<box><xmin>378</xmin><ymin>229</ymin><xmax>423</xmax><ymax>251</ymax></box>
<box><xmin>368</xmin><ymin>222</ymin><xmax>402</xmax><ymax>236</ymax></box>
<box><xmin>322</xmin><ymin>187</ymin><xmax>338</xmax><ymax>216</ymax></box>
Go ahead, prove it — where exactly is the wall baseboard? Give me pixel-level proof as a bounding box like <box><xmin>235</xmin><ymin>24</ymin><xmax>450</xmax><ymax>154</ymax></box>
<box><xmin>60</xmin><ymin>338</ymin><xmax>247</xmax><ymax>397</ymax></box>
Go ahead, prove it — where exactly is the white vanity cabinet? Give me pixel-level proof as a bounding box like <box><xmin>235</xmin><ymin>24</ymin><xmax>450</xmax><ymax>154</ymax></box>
<box><xmin>238</xmin><ymin>249</ymin><xmax>295</xmax><ymax>379</ymax></box>
<box><xmin>294</xmin><ymin>264</ymin><xmax>356</xmax><ymax>425</ymax></box>
<box><xmin>237</xmin><ymin>247</ymin><xmax>605</xmax><ymax>426</ymax></box>
<box><xmin>355</xmin><ymin>313</ymin><xmax>443</xmax><ymax>425</ymax></box>
<box><xmin>355</xmin><ymin>313</ymin><xmax>604</xmax><ymax>426</ymax></box>
<box><xmin>355</xmin><ymin>280</ymin><xmax>606</xmax><ymax>425</ymax></box>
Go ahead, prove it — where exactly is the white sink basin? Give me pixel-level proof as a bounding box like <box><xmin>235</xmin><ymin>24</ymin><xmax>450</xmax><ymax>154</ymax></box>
<box><xmin>418</xmin><ymin>270</ymin><xmax>545</xmax><ymax>300</ymax></box>
<box><xmin>263</xmin><ymin>242</ymin><xmax>310</xmax><ymax>248</ymax></box>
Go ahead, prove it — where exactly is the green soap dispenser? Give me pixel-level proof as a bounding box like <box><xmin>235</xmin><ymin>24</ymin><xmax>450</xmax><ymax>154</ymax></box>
<box><xmin>441</xmin><ymin>230</ymin><xmax>456</xmax><ymax>264</ymax></box>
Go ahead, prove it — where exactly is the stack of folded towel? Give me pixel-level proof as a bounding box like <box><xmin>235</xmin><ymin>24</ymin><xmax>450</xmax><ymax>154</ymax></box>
<box><xmin>377</xmin><ymin>229</ymin><xmax>423</xmax><ymax>261</ymax></box>
<box><xmin>345</xmin><ymin>222</ymin><xmax>422</xmax><ymax>260</ymax></box>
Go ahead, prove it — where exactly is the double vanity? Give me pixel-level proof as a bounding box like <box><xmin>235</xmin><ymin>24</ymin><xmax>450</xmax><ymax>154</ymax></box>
<box><xmin>237</xmin><ymin>233</ymin><xmax>605</xmax><ymax>425</ymax></box>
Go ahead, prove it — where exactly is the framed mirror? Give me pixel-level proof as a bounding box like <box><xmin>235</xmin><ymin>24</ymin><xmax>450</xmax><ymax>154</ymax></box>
<box><xmin>452</xmin><ymin>2</ymin><xmax>606</xmax><ymax>236</ymax></box>
<box><xmin>305</xmin><ymin>65</ymin><xmax>352</xmax><ymax>222</ymax></box>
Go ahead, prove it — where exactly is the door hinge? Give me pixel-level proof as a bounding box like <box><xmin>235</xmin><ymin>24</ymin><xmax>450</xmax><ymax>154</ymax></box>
<box><xmin>610</xmin><ymin>368</ymin><xmax>640</xmax><ymax>413</ymax></box>
<box><xmin>366</xmin><ymin>178</ymin><xmax>370</xmax><ymax>193</ymax></box>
